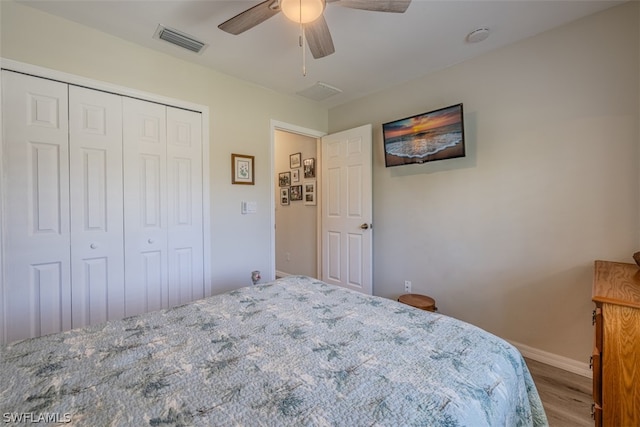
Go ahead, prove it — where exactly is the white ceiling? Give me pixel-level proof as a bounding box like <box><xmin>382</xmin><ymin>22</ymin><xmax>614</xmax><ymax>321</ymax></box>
<box><xmin>19</xmin><ymin>0</ymin><xmax>624</xmax><ymax>108</ymax></box>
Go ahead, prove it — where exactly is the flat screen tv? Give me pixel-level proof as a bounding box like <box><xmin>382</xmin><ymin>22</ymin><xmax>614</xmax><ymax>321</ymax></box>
<box><xmin>382</xmin><ymin>103</ymin><xmax>465</xmax><ymax>167</ymax></box>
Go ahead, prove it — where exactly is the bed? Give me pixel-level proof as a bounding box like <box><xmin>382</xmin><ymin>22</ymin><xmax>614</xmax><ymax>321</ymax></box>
<box><xmin>0</xmin><ymin>276</ymin><xmax>547</xmax><ymax>426</ymax></box>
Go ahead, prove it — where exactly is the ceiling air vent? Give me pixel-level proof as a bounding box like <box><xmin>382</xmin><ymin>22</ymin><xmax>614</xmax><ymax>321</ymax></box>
<box><xmin>296</xmin><ymin>82</ymin><xmax>342</xmax><ymax>102</ymax></box>
<box><xmin>154</xmin><ymin>25</ymin><xmax>208</xmax><ymax>54</ymax></box>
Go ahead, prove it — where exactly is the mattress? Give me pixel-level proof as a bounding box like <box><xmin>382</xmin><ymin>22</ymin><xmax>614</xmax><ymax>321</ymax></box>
<box><xmin>0</xmin><ymin>276</ymin><xmax>547</xmax><ymax>426</ymax></box>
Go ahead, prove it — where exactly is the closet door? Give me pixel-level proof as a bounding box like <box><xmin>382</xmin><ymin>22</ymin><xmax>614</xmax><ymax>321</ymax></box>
<box><xmin>69</xmin><ymin>86</ymin><xmax>124</xmax><ymax>328</ymax></box>
<box><xmin>167</xmin><ymin>107</ymin><xmax>204</xmax><ymax>305</ymax></box>
<box><xmin>123</xmin><ymin>98</ymin><xmax>169</xmax><ymax>316</ymax></box>
<box><xmin>1</xmin><ymin>71</ymin><xmax>71</xmax><ymax>342</ymax></box>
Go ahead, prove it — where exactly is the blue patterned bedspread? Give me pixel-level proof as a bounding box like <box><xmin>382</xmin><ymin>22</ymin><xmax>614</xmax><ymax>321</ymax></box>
<box><xmin>0</xmin><ymin>276</ymin><xmax>547</xmax><ymax>426</ymax></box>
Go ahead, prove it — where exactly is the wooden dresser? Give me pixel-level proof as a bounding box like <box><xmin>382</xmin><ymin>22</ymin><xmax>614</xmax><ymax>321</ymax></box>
<box><xmin>591</xmin><ymin>260</ymin><xmax>640</xmax><ymax>426</ymax></box>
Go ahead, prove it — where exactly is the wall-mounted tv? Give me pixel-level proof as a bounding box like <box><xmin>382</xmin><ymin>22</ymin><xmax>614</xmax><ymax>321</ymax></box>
<box><xmin>382</xmin><ymin>103</ymin><xmax>465</xmax><ymax>167</ymax></box>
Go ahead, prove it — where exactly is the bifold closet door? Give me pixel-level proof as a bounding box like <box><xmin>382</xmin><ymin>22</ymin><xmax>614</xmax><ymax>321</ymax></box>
<box><xmin>123</xmin><ymin>99</ymin><xmax>204</xmax><ymax>316</ymax></box>
<box><xmin>123</xmin><ymin>98</ymin><xmax>168</xmax><ymax>316</ymax></box>
<box><xmin>167</xmin><ymin>106</ymin><xmax>204</xmax><ymax>306</ymax></box>
<box><xmin>69</xmin><ymin>86</ymin><xmax>125</xmax><ymax>328</ymax></box>
<box><xmin>2</xmin><ymin>71</ymin><xmax>205</xmax><ymax>342</ymax></box>
<box><xmin>2</xmin><ymin>71</ymin><xmax>71</xmax><ymax>342</ymax></box>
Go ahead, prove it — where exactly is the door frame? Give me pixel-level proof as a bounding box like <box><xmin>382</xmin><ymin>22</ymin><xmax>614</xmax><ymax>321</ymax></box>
<box><xmin>0</xmin><ymin>58</ymin><xmax>212</xmax><ymax>344</ymax></box>
<box><xmin>269</xmin><ymin>120</ymin><xmax>326</xmax><ymax>282</ymax></box>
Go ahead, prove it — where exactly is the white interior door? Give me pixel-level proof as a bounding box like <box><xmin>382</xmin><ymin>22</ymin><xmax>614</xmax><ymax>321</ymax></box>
<box><xmin>321</xmin><ymin>124</ymin><xmax>373</xmax><ymax>294</ymax></box>
<box><xmin>69</xmin><ymin>86</ymin><xmax>125</xmax><ymax>328</ymax></box>
<box><xmin>2</xmin><ymin>71</ymin><xmax>72</xmax><ymax>341</ymax></box>
<box><xmin>166</xmin><ymin>106</ymin><xmax>204</xmax><ymax>305</ymax></box>
<box><xmin>123</xmin><ymin>97</ymin><xmax>168</xmax><ymax>316</ymax></box>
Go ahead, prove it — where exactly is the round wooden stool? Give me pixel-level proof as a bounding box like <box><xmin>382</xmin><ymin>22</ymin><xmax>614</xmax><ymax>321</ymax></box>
<box><xmin>398</xmin><ymin>294</ymin><xmax>437</xmax><ymax>312</ymax></box>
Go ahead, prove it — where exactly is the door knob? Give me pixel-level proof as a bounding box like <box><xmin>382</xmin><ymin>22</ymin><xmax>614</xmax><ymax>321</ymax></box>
<box><xmin>90</xmin><ymin>243</ymin><xmax>98</xmax><ymax>249</ymax></box>
<box><xmin>148</xmin><ymin>239</ymin><xmax>154</xmax><ymax>244</ymax></box>
<box><xmin>360</xmin><ymin>223</ymin><xmax>370</xmax><ymax>230</ymax></box>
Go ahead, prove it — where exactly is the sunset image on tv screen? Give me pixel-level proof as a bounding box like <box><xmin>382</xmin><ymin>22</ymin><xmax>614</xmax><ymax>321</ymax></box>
<box><xmin>383</xmin><ymin>104</ymin><xmax>465</xmax><ymax>167</ymax></box>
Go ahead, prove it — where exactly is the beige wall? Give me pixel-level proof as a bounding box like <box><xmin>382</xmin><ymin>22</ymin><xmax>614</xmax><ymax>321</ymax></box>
<box><xmin>329</xmin><ymin>2</ymin><xmax>639</xmax><ymax>364</ymax></box>
<box><xmin>0</xmin><ymin>1</ymin><xmax>328</xmax><ymax>291</ymax></box>
<box><xmin>274</xmin><ymin>131</ymin><xmax>318</xmax><ymax>277</ymax></box>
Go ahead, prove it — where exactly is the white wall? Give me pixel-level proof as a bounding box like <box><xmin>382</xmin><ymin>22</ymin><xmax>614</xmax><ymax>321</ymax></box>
<box><xmin>329</xmin><ymin>2</ymin><xmax>639</xmax><ymax>364</ymax></box>
<box><xmin>0</xmin><ymin>0</ymin><xmax>328</xmax><ymax>292</ymax></box>
<box><xmin>274</xmin><ymin>130</ymin><xmax>318</xmax><ymax>277</ymax></box>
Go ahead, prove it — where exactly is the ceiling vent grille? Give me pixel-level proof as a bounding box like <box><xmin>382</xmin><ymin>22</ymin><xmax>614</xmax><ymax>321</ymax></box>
<box><xmin>154</xmin><ymin>25</ymin><xmax>207</xmax><ymax>54</ymax></box>
<box><xmin>296</xmin><ymin>82</ymin><xmax>342</xmax><ymax>101</ymax></box>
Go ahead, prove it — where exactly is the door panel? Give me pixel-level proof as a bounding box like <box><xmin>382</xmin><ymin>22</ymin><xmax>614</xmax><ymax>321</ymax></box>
<box><xmin>167</xmin><ymin>107</ymin><xmax>204</xmax><ymax>306</ymax></box>
<box><xmin>79</xmin><ymin>257</ymin><xmax>109</xmax><ymax>324</ymax></box>
<box><xmin>69</xmin><ymin>86</ymin><xmax>125</xmax><ymax>328</ymax></box>
<box><xmin>123</xmin><ymin>98</ymin><xmax>168</xmax><ymax>316</ymax></box>
<box><xmin>327</xmin><ymin>166</ymin><xmax>341</xmax><ymax>216</ymax></box>
<box><xmin>347</xmin><ymin>233</ymin><xmax>363</xmax><ymax>285</ymax></box>
<box><xmin>31</xmin><ymin>262</ymin><xmax>66</xmax><ymax>337</ymax></box>
<box><xmin>143</xmin><ymin>250</ymin><xmax>165</xmax><ymax>312</ymax></box>
<box><xmin>327</xmin><ymin>231</ymin><xmax>341</xmax><ymax>281</ymax></box>
<box><xmin>321</xmin><ymin>124</ymin><xmax>372</xmax><ymax>294</ymax></box>
<box><xmin>2</xmin><ymin>71</ymin><xmax>71</xmax><ymax>342</ymax></box>
<box><xmin>347</xmin><ymin>164</ymin><xmax>363</xmax><ymax>216</ymax></box>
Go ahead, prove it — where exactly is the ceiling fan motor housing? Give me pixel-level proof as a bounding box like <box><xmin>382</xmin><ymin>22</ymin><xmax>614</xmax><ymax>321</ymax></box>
<box><xmin>280</xmin><ymin>0</ymin><xmax>326</xmax><ymax>24</ymax></box>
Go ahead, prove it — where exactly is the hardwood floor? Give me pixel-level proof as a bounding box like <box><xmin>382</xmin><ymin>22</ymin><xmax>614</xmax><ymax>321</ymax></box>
<box><xmin>525</xmin><ymin>358</ymin><xmax>593</xmax><ymax>426</ymax></box>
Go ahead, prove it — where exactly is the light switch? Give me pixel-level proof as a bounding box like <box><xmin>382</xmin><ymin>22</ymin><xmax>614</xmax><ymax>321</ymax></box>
<box><xmin>241</xmin><ymin>201</ymin><xmax>257</xmax><ymax>214</ymax></box>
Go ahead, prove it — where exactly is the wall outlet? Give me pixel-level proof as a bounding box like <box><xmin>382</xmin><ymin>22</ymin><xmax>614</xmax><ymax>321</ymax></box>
<box><xmin>286</xmin><ymin>252</ymin><xmax>291</xmax><ymax>262</ymax></box>
<box><xmin>404</xmin><ymin>280</ymin><xmax>412</xmax><ymax>293</ymax></box>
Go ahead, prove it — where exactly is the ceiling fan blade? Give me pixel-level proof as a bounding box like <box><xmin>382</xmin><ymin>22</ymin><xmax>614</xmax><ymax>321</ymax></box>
<box><xmin>304</xmin><ymin>16</ymin><xmax>335</xmax><ymax>59</ymax></box>
<box><xmin>218</xmin><ymin>0</ymin><xmax>281</xmax><ymax>35</ymax></box>
<box><xmin>333</xmin><ymin>0</ymin><xmax>411</xmax><ymax>13</ymax></box>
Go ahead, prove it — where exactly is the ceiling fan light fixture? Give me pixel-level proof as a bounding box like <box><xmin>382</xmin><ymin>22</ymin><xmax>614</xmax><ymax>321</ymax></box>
<box><xmin>281</xmin><ymin>0</ymin><xmax>325</xmax><ymax>24</ymax></box>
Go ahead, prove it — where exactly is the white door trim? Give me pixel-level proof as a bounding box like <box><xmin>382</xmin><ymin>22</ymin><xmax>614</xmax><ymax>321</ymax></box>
<box><xmin>0</xmin><ymin>59</ymin><xmax>212</xmax><ymax>342</ymax></box>
<box><xmin>269</xmin><ymin>120</ymin><xmax>326</xmax><ymax>282</ymax></box>
<box><xmin>0</xmin><ymin>59</ymin><xmax>207</xmax><ymax>113</ymax></box>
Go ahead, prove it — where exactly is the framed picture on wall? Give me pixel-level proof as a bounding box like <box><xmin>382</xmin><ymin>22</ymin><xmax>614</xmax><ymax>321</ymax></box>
<box><xmin>303</xmin><ymin>158</ymin><xmax>315</xmax><ymax>178</ymax></box>
<box><xmin>292</xmin><ymin>169</ymin><xmax>300</xmax><ymax>182</ymax></box>
<box><xmin>290</xmin><ymin>152</ymin><xmax>301</xmax><ymax>169</ymax></box>
<box><xmin>231</xmin><ymin>154</ymin><xmax>255</xmax><ymax>185</ymax></box>
<box><xmin>304</xmin><ymin>181</ymin><xmax>316</xmax><ymax>206</ymax></box>
<box><xmin>280</xmin><ymin>187</ymin><xmax>290</xmax><ymax>205</ymax></box>
<box><xmin>290</xmin><ymin>185</ymin><xmax>303</xmax><ymax>201</ymax></box>
<box><xmin>279</xmin><ymin>171</ymin><xmax>291</xmax><ymax>187</ymax></box>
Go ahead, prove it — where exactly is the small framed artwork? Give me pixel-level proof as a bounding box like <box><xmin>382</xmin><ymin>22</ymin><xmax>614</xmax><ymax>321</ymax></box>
<box><xmin>304</xmin><ymin>180</ymin><xmax>316</xmax><ymax>206</ymax></box>
<box><xmin>231</xmin><ymin>154</ymin><xmax>255</xmax><ymax>185</ymax></box>
<box><xmin>279</xmin><ymin>171</ymin><xmax>291</xmax><ymax>187</ymax></box>
<box><xmin>303</xmin><ymin>158</ymin><xmax>316</xmax><ymax>179</ymax></box>
<box><xmin>292</xmin><ymin>169</ymin><xmax>300</xmax><ymax>182</ymax></box>
<box><xmin>290</xmin><ymin>152</ymin><xmax>301</xmax><ymax>169</ymax></box>
<box><xmin>290</xmin><ymin>185</ymin><xmax>303</xmax><ymax>201</ymax></box>
<box><xmin>280</xmin><ymin>187</ymin><xmax>290</xmax><ymax>205</ymax></box>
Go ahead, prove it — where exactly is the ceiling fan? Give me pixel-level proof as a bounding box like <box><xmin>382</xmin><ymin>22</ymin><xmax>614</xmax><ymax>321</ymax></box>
<box><xmin>218</xmin><ymin>0</ymin><xmax>411</xmax><ymax>59</ymax></box>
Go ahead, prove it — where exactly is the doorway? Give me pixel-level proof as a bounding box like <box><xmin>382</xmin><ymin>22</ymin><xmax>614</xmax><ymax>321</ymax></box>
<box><xmin>270</xmin><ymin>121</ymin><xmax>373</xmax><ymax>294</ymax></box>
<box><xmin>270</xmin><ymin>121</ymin><xmax>325</xmax><ymax>281</ymax></box>
<box><xmin>274</xmin><ymin>130</ymin><xmax>319</xmax><ymax>278</ymax></box>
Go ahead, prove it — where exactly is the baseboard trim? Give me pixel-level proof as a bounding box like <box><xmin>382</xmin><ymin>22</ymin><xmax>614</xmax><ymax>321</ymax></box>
<box><xmin>510</xmin><ymin>340</ymin><xmax>593</xmax><ymax>379</ymax></box>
